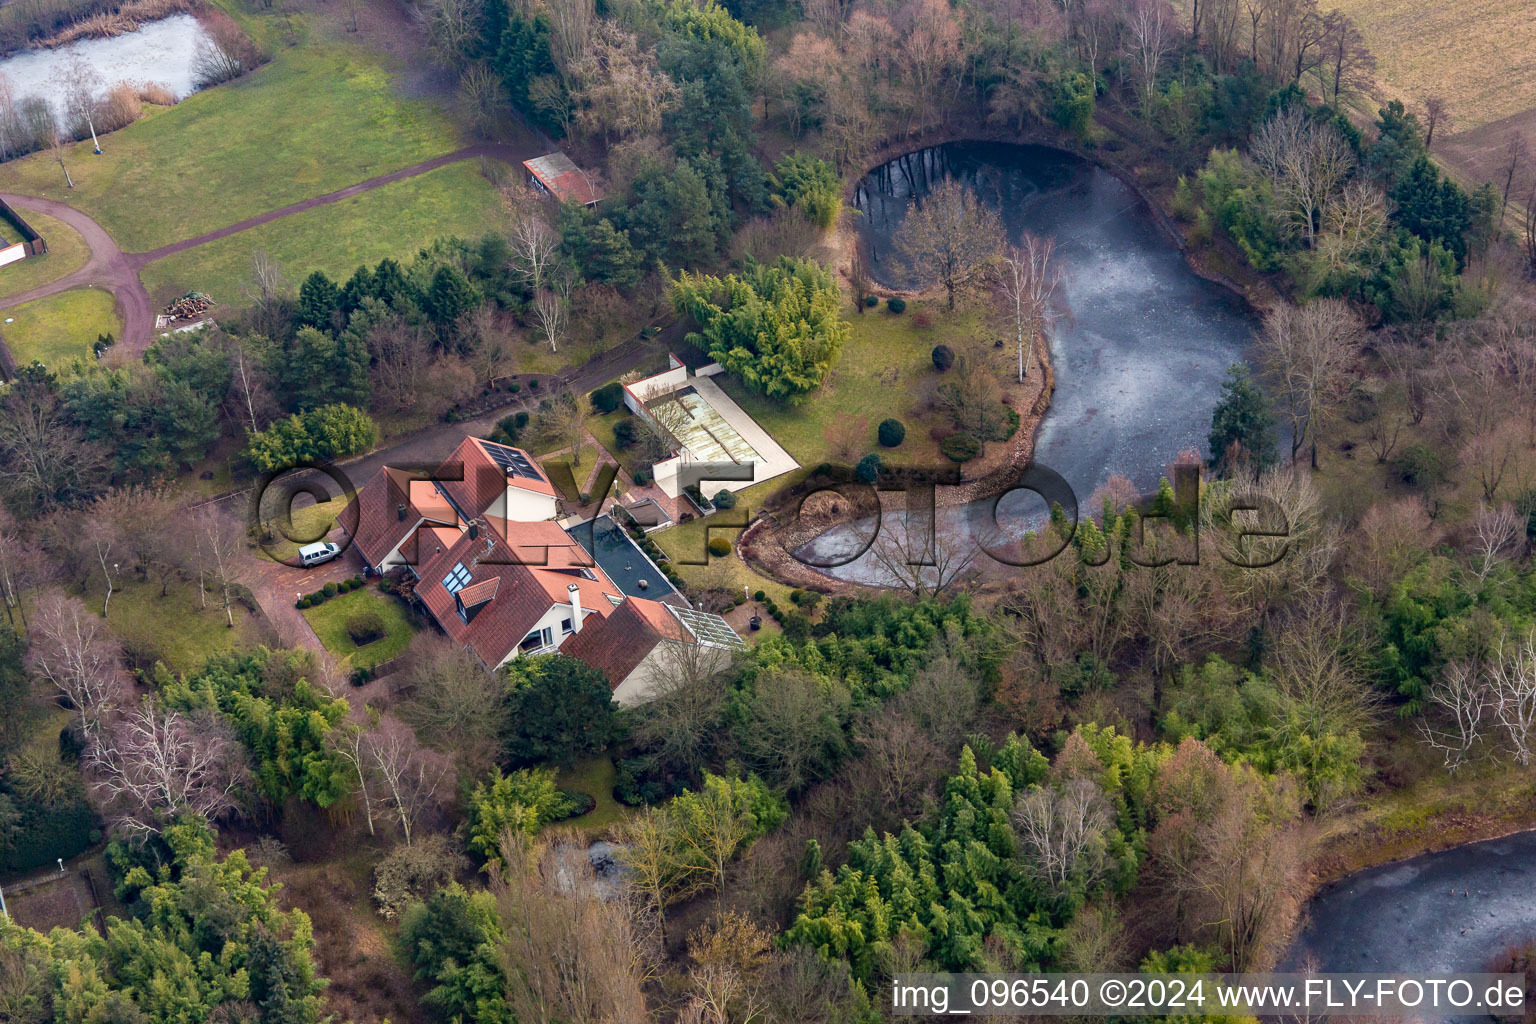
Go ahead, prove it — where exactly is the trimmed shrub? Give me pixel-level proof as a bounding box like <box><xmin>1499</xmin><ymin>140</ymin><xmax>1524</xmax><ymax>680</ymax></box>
<box><xmin>940</xmin><ymin>432</ymin><xmax>982</xmax><ymax>462</ymax></box>
<box><xmin>864</xmin><ymin>294</ymin><xmax>879</xmax><ymax>308</ymax></box>
<box><xmin>632</xmin><ymin>466</ymin><xmax>653</xmax><ymax>486</ymax></box>
<box><xmin>707</xmin><ymin>537</ymin><xmax>732</xmax><ymax>558</ymax></box>
<box><xmin>529</xmin><ymin>378</ymin><xmax>540</xmax><ymax>389</ymax></box>
<box><xmin>932</xmin><ymin>344</ymin><xmax>955</xmax><ymax>371</ymax></box>
<box><xmin>877</xmin><ymin>418</ymin><xmax>906</xmax><ymax>447</ymax></box>
<box><xmin>322</xmin><ymin>581</ymin><xmax>339</xmax><ymax>598</ymax></box>
<box><xmin>886</xmin><ymin>296</ymin><xmax>907</xmax><ymax>314</ymax></box>
<box><xmin>713</xmin><ymin>489</ymin><xmax>738</xmax><ymax>509</ymax></box>
<box><xmin>295</xmin><ymin>595</ymin><xmax>311</xmax><ymax>609</ymax></box>
<box><xmin>753</xmin><ymin>589</ymin><xmax>766</xmax><ymax>601</ymax></box>
<box><xmin>590</xmin><ymin>381</ymin><xmax>624</xmax><ymax>414</ymax></box>
<box><xmin>856</xmin><ymin>452</ymin><xmax>882</xmax><ymax>483</ymax></box>
<box><xmin>509</xmin><ymin>381</ymin><xmax>521</xmax><ymax>393</ymax></box>
<box><xmin>790</xmin><ymin>589</ymin><xmax>806</xmax><ymax>604</ymax></box>
<box><xmin>732</xmin><ymin>593</ymin><xmax>747</xmax><ymax>606</ymax></box>
<box><xmin>345</xmin><ymin>609</ymin><xmax>387</xmax><ymax>645</ymax></box>
<box><xmin>613</xmin><ymin>418</ymin><xmax>637</xmax><ymax>448</ymax></box>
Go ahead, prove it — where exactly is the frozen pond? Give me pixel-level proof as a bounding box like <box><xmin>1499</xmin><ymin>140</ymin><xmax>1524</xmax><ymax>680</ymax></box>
<box><xmin>1282</xmin><ymin>830</ymin><xmax>1536</xmax><ymax>976</ymax></box>
<box><xmin>797</xmin><ymin>142</ymin><xmax>1257</xmax><ymax>585</ymax></box>
<box><xmin>0</xmin><ymin>14</ymin><xmax>212</xmax><ymax>123</ymax></box>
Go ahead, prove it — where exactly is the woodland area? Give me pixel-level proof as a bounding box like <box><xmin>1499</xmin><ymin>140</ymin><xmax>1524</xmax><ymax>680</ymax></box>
<box><xmin>1</xmin><ymin>0</ymin><xmax>1535</xmax><ymax>1019</ymax></box>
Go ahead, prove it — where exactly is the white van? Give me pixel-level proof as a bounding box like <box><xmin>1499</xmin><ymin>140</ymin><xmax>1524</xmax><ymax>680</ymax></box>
<box><xmin>298</xmin><ymin>541</ymin><xmax>341</xmax><ymax>567</ymax></box>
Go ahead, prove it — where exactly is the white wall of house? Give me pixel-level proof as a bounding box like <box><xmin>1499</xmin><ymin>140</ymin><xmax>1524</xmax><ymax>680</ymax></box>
<box><xmin>612</xmin><ymin>641</ymin><xmax>734</xmax><ymax>706</ymax></box>
<box><xmin>491</xmin><ymin>600</ymin><xmax>579</xmax><ymax>670</ymax></box>
<box><xmin>623</xmin><ymin>363</ymin><xmax>688</xmax><ymax>414</ymax></box>
<box><xmin>487</xmin><ymin>485</ymin><xmax>558</xmax><ymax>522</ymax></box>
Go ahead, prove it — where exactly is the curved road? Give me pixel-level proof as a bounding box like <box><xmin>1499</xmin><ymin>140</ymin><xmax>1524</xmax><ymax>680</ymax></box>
<box><xmin>0</xmin><ymin>142</ymin><xmax>532</xmax><ymax>358</ymax></box>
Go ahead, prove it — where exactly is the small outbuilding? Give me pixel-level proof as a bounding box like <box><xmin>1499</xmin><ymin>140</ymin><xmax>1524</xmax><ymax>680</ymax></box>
<box><xmin>522</xmin><ymin>152</ymin><xmax>603</xmax><ymax>206</ymax></box>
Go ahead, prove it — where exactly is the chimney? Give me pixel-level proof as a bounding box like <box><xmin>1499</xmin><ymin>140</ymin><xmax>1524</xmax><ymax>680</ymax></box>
<box><xmin>396</xmin><ymin>503</ymin><xmax>406</xmax><ymax>521</ymax></box>
<box><xmin>568</xmin><ymin>583</ymin><xmax>584</xmax><ymax>633</ymax></box>
<box><xmin>468</xmin><ymin>522</ymin><xmax>480</xmax><ymax>540</ymax></box>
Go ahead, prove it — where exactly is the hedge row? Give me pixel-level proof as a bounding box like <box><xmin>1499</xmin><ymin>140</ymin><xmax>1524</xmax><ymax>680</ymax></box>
<box><xmin>295</xmin><ymin>575</ymin><xmax>367</xmax><ymax>608</ymax></box>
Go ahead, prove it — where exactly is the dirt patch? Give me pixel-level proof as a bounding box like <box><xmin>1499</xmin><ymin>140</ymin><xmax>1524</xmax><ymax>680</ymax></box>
<box><xmin>1438</xmin><ymin>108</ymin><xmax>1536</xmax><ymax>191</ymax></box>
<box><xmin>5</xmin><ymin>873</ymin><xmax>90</xmax><ymax>931</ymax></box>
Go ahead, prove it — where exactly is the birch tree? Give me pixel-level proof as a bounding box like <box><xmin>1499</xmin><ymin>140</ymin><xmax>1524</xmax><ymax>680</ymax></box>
<box><xmin>1420</xmin><ymin>661</ymin><xmax>1490</xmax><ymax>770</ymax></box>
<box><xmin>995</xmin><ymin>233</ymin><xmax>1060</xmax><ymax>382</ymax></box>
<box><xmin>26</xmin><ymin>591</ymin><xmax>122</xmax><ymax>739</ymax></box>
<box><xmin>1490</xmin><ymin>627</ymin><xmax>1536</xmax><ymax>767</ymax></box>
<box><xmin>87</xmin><ymin>704</ymin><xmax>248</xmax><ymax>837</ymax></box>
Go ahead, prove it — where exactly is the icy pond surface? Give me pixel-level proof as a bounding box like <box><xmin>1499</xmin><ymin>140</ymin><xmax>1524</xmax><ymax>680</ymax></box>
<box><xmin>1281</xmin><ymin>829</ymin><xmax>1536</xmax><ymax>987</ymax></box>
<box><xmin>796</xmin><ymin>142</ymin><xmax>1257</xmax><ymax>585</ymax></box>
<box><xmin>0</xmin><ymin>14</ymin><xmax>212</xmax><ymax>122</ymax></box>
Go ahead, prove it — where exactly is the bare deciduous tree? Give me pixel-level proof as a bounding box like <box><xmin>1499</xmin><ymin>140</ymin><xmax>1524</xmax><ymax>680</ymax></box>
<box><xmin>27</xmin><ymin>591</ymin><xmax>122</xmax><ymax>738</ymax></box>
<box><xmin>87</xmin><ymin>703</ymin><xmax>248</xmax><ymax>837</ymax></box>
<box><xmin>868</xmin><ymin>516</ymin><xmax>978</xmax><ymax>598</ymax></box>
<box><xmin>1012</xmin><ymin>777</ymin><xmax>1116</xmax><ymax>895</ymax></box>
<box><xmin>995</xmin><ymin>233</ymin><xmax>1060</xmax><ymax>381</ymax></box>
<box><xmin>1123</xmin><ymin>0</ymin><xmax>1174</xmax><ymax>111</ymax></box>
<box><xmin>1255</xmin><ymin>297</ymin><xmax>1361</xmax><ymax>468</ymax></box>
<box><xmin>1469</xmin><ymin>502</ymin><xmax>1525</xmax><ymax>582</ymax></box>
<box><xmin>1490</xmin><ymin>627</ymin><xmax>1536</xmax><ymax>767</ymax></box>
<box><xmin>364</xmin><ymin>717</ymin><xmax>451</xmax><ymax>847</ymax></box>
<box><xmin>397</xmin><ymin>632</ymin><xmax>505</xmax><ymax>771</ymax></box>
<box><xmin>1420</xmin><ymin>661</ymin><xmax>1490</xmax><ymax>770</ymax></box>
<box><xmin>1251</xmin><ymin>106</ymin><xmax>1354</xmax><ymax>249</ymax></box>
<box><xmin>53</xmin><ymin>53</ymin><xmax>102</xmax><ymax>153</ymax></box>
<box><xmin>494</xmin><ymin>834</ymin><xmax>650</xmax><ymax>1024</ymax></box>
<box><xmin>1422</xmin><ymin>94</ymin><xmax>1450</xmax><ymax>149</ymax></box>
<box><xmin>194</xmin><ymin>507</ymin><xmax>248</xmax><ymax>628</ymax></box>
<box><xmin>893</xmin><ymin>179</ymin><xmax>1004</xmax><ymax>309</ymax></box>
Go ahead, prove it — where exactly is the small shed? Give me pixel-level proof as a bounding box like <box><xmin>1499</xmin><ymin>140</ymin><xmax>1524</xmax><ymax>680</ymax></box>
<box><xmin>522</xmin><ymin>152</ymin><xmax>603</xmax><ymax>206</ymax></box>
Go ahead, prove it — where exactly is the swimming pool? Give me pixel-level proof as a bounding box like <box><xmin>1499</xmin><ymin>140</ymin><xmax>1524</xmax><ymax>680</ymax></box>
<box><xmin>565</xmin><ymin>515</ymin><xmax>677</xmax><ymax>599</ymax></box>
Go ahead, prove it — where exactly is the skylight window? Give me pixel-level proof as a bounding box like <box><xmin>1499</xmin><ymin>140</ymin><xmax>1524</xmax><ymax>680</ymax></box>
<box><xmin>442</xmin><ymin>562</ymin><xmax>472</xmax><ymax>594</ymax></box>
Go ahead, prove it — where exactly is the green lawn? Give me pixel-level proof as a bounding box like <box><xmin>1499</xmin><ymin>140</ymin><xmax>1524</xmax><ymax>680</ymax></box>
<box><xmin>257</xmin><ymin>496</ymin><xmax>351</xmax><ymax>564</ymax></box>
<box><xmin>138</xmin><ymin>161</ymin><xmax>506</xmax><ymax>307</ymax></box>
<box><xmin>716</xmin><ymin>300</ymin><xmax>988</xmax><ymax>469</ymax></box>
<box><xmin>0</xmin><ymin>44</ymin><xmax>470</xmax><ymax>253</ymax></box>
<box><xmin>301</xmin><ymin>586</ymin><xmax>416</xmax><ymax>670</ymax></box>
<box><xmin>105</xmin><ymin>577</ymin><xmax>261</xmax><ymax>676</ymax></box>
<box><xmin>0</xmin><ymin>207</ymin><xmax>90</xmax><ymax>300</ymax></box>
<box><xmin>556</xmin><ymin>757</ymin><xmax>630</xmax><ymax>833</ymax></box>
<box><xmin>0</xmin><ymin>287</ymin><xmax>120</xmax><ymax>368</ymax></box>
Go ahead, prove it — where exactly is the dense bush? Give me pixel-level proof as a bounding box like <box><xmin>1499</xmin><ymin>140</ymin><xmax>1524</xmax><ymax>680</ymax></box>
<box><xmin>613</xmin><ymin>417</ymin><xmax>637</xmax><ymax>448</ymax></box>
<box><xmin>708</xmin><ymin>537</ymin><xmax>732</xmax><ymax>557</ymax></box>
<box><xmin>323</xmin><ymin>581</ymin><xmax>339</xmax><ymax>598</ymax></box>
<box><xmin>932</xmin><ymin>344</ymin><xmax>955</xmax><ymax>371</ymax></box>
<box><xmin>713</xmin><ymin>489</ymin><xmax>738</xmax><ymax>509</ymax></box>
<box><xmin>590</xmin><ymin>381</ymin><xmax>625</xmax><ymax>413</ymax></box>
<box><xmin>1391</xmin><ymin>443</ymin><xmax>1441</xmax><ymax>486</ymax></box>
<box><xmin>886</xmin><ymin>297</ymin><xmax>907</xmax><ymax>314</ymax></box>
<box><xmin>877</xmin><ymin>418</ymin><xmax>906</xmax><ymax>447</ymax></box>
<box><xmin>345</xmin><ymin>609</ymin><xmax>387</xmax><ymax>645</ymax></box>
<box><xmin>940</xmin><ymin>432</ymin><xmax>981</xmax><ymax>462</ymax></box>
<box><xmin>244</xmin><ymin>403</ymin><xmax>377</xmax><ymax>473</ymax></box>
<box><xmin>864</xmin><ymin>294</ymin><xmax>879</xmax><ymax>307</ymax></box>
<box><xmin>500</xmin><ymin>655</ymin><xmax>618</xmax><ymax>767</ymax></box>
<box><xmin>856</xmin><ymin>452</ymin><xmax>882</xmax><ymax>482</ymax></box>
<box><xmin>373</xmin><ymin>834</ymin><xmax>465</xmax><ymax>921</ymax></box>
<box><xmin>632</xmin><ymin>465</ymin><xmax>653</xmax><ymax>486</ymax></box>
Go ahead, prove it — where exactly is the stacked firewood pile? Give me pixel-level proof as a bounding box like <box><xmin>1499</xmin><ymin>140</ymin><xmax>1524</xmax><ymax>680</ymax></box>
<box><xmin>162</xmin><ymin>293</ymin><xmax>213</xmax><ymax>321</ymax></box>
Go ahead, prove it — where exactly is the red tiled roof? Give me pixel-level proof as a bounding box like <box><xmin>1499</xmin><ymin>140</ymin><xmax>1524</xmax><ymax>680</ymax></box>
<box><xmin>522</xmin><ymin>153</ymin><xmax>603</xmax><ymax>206</ymax></box>
<box><xmin>456</xmin><ymin>577</ymin><xmax>499</xmax><ymax>608</ymax></box>
<box><xmin>416</xmin><ymin>518</ymin><xmax>623</xmax><ymax>669</ymax></box>
<box><xmin>559</xmin><ymin>597</ymin><xmax>687</xmax><ymax>690</ymax></box>
<box><xmin>344</xmin><ymin>466</ymin><xmax>421</xmax><ymax>568</ymax></box>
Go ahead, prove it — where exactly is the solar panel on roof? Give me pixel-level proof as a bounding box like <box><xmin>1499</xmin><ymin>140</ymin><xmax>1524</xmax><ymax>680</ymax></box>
<box><xmin>480</xmin><ymin>441</ymin><xmax>545</xmax><ymax>481</ymax></box>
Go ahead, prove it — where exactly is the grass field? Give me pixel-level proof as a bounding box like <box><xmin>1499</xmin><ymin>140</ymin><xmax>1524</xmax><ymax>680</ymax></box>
<box><xmin>717</xmin><ymin>299</ymin><xmax>980</xmax><ymax>469</ymax></box>
<box><xmin>556</xmin><ymin>757</ymin><xmax>630</xmax><ymax>834</ymax></box>
<box><xmin>0</xmin><ymin>287</ymin><xmax>120</xmax><ymax>367</ymax></box>
<box><xmin>0</xmin><ymin>207</ymin><xmax>90</xmax><ymax>300</ymax></box>
<box><xmin>105</xmin><ymin>577</ymin><xmax>261</xmax><ymax>676</ymax></box>
<box><xmin>0</xmin><ymin>44</ymin><xmax>469</xmax><ymax>253</ymax></box>
<box><xmin>301</xmin><ymin>587</ymin><xmax>416</xmax><ymax>670</ymax></box>
<box><xmin>138</xmin><ymin>160</ymin><xmax>506</xmax><ymax>308</ymax></box>
<box><xmin>1327</xmin><ymin>0</ymin><xmax>1536</xmax><ymax>132</ymax></box>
